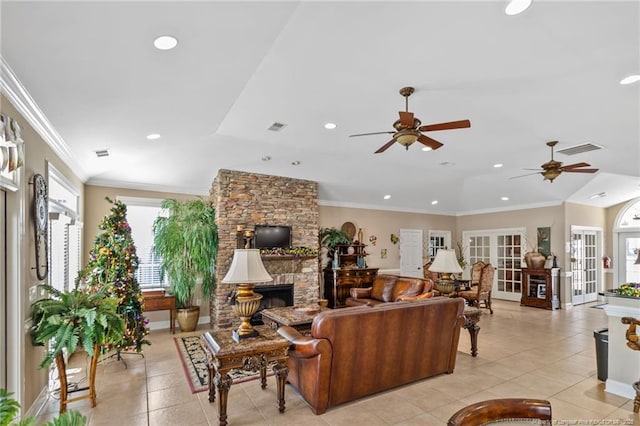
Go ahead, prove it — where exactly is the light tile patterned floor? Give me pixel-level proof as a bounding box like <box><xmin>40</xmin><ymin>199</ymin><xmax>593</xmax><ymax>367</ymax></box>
<box><xmin>34</xmin><ymin>300</ymin><xmax>639</xmax><ymax>425</ymax></box>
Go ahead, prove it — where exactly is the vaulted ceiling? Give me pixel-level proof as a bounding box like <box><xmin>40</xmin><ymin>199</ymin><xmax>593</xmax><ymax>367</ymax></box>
<box><xmin>2</xmin><ymin>1</ymin><xmax>639</xmax><ymax>215</ymax></box>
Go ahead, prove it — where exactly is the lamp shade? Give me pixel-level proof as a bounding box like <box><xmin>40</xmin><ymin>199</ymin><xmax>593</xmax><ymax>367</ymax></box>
<box><xmin>430</xmin><ymin>249</ymin><xmax>463</xmax><ymax>274</ymax></box>
<box><xmin>222</xmin><ymin>249</ymin><xmax>273</xmax><ymax>284</ymax></box>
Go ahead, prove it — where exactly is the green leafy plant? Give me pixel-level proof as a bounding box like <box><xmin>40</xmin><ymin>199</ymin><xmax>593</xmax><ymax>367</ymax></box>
<box><xmin>30</xmin><ymin>284</ymin><xmax>125</xmax><ymax>369</ymax></box>
<box><xmin>615</xmin><ymin>283</ymin><xmax>640</xmax><ymax>298</ymax></box>
<box><xmin>319</xmin><ymin>227</ymin><xmax>350</xmax><ymax>250</ymax></box>
<box><xmin>152</xmin><ymin>199</ymin><xmax>218</xmax><ymax>308</ymax></box>
<box><xmin>1</xmin><ymin>389</ymin><xmax>87</xmax><ymax>426</ymax></box>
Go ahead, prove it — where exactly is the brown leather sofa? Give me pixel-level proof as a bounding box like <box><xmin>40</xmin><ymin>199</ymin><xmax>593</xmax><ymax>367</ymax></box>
<box><xmin>345</xmin><ymin>274</ymin><xmax>435</xmax><ymax>306</ymax></box>
<box><xmin>277</xmin><ymin>297</ymin><xmax>465</xmax><ymax>414</ymax></box>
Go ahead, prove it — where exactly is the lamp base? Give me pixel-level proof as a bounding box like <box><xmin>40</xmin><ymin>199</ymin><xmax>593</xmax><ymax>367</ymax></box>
<box><xmin>232</xmin><ymin>328</ymin><xmax>260</xmax><ymax>343</ymax></box>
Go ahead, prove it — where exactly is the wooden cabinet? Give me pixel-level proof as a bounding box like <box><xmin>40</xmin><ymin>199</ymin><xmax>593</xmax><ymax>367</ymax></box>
<box><xmin>521</xmin><ymin>268</ymin><xmax>560</xmax><ymax>310</ymax></box>
<box><xmin>323</xmin><ymin>244</ymin><xmax>377</xmax><ymax>308</ymax></box>
<box><xmin>323</xmin><ymin>267</ymin><xmax>379</xmax><ymax>308</ymax></box>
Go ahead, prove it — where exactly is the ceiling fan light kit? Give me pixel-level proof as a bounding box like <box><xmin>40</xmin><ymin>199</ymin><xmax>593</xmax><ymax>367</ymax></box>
<box><xmin>350</xmin><ymin>86</ymin><xmax>471</xmax><ymax>154</ymax></box>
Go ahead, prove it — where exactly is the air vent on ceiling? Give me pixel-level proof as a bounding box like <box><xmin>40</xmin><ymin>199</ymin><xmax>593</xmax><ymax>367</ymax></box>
<box><xmin>94</xmin><ymin>149</ymin><xmax>110</xmax><ymax>158</ymax></box>
<box><xmin>267</xmin><ymin>122</ymin><xmax>286</xmax><ymax>131</ymax></box>
<box><xmin>556</xmin><ymin>143</ymin><xmax>603</xmax><ymax>156</ymax></box>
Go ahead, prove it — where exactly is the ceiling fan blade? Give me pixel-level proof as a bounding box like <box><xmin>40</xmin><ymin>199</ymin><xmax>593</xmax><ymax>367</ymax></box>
<box><xmin>418</xmin><ymin>119</ymin><xmax>471</xmax><ymax>132</ymax></box>
<box><xmin>563</xmin><ymin>168</ymin><xmax>599</xmax><ymax>173</ymax></box>
<box><xmin>561</xmin><ymin>162</ymin><xmax>591</xmax><ymax>170</ymax></box>
<box><xmin>374</xmin><ymin>139</ymin><xmax>397</xmax><ymax>154</ymax></box>
<box><xmin>399</xmin><ymin>111</ymin><xmax>414</xmax><ymax>127</ymax></box>
<box><xmin>417</xmin><ymin>134</ymin><xmax>444</xmax><ymax>150</ymax></box>
<box><xmin>509</xmin><ymin>172</ymin><xmax>542</xmax><ymax>180</ymax></box>
<box><xmin>349</xmin><ymin>131</ymin><xmax>395</xmax><ymax>138</ymax></box>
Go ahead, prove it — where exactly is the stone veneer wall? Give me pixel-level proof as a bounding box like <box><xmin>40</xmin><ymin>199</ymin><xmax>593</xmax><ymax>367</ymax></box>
<box><xmin>209</xmin><ymin>169</ymin><xmax>319</xmax><ymax>330</ymax></box>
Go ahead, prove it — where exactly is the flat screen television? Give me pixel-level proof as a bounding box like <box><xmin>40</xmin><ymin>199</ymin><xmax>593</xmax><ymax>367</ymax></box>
<box><xmin>254</xmin><ymin>225</ymin><xmax>292</xmax><ymax>249</ymax></box>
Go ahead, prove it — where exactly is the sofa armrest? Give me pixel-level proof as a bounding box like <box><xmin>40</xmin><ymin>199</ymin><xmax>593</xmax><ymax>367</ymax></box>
<box><xmin>277</xmin><ymin>326</ymin><xmax>329</xmax><ymax>359</ymax></box>
<box><xmin>397</xmin><ymin>291</ymin><xmax>434</xmax><ymax>302</ymax></box>
<box><xmin>350</xmin><ymin>287</ymin><xmax>372</xmax><ymax>299</ymax></box>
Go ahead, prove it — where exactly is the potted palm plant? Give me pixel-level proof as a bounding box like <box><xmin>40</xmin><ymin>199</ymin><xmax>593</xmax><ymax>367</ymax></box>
<box><xmin>152</xmin><ymin>199</ymin><xmax>218</xmax><ymax>332</ymax></box>
<box><xmin>30</xmin><ymin>284</ymin><xmax>125</xmax><ymax>413</ymax></box>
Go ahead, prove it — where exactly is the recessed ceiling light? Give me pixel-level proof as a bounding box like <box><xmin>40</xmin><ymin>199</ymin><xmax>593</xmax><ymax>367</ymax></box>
<box><xmin>431</xmin><ymin>200</ymin><xmax>438</xmax><ymax>205</ymax></box>
<box><xmin>439</xmin><ymin>161</ymin><xmax>456</xmax><ymax>167</ymax></box>
<box><xmin>505</xmin><ymin>0</ymin><xmax>532</xmax><ymax>16</ymax></box>
<box><xmin>501</xmin><ymin>196</ymin><xmax>509</xmax><ymax>201</ymax></box>
<box><xmin>262</xmin><ymin>156</ymin><xmax>271</xmax><ymax>161</ymax></box>
<box><xmin>493</xmin><ymin>163</ymin><xmax>503</xmax><ymax>168</ymax></box>
<box><xmin>94</xmin><ymin>149</ymin><xmax>110</xmax><ymax>158</ymax></box>
<box><xmin>153</xmin><ymin>35</ymin><xmax>178</xmax><ymax>50</ymax></box>
<box><xmin>146</xmin><ymin>133</ymin><xmax>161</xmax><ymax>140</ymax></box>
<box><xmin>324</xmin><ymin>122</ymin><xmax>336</xmax><ymax>130</ymax></box>
<box><xmin>620</xmin><ymin>75</ymin><xmax>640</xmax><ymax>85</ymax></box>
<box><xmin>383</xmin><ymin>195</ymin><xmax>391</xmax><ymax>200</ymax></box>
<box><xmin>291</xmin><ymin>160</ymin><xmax>301</xmax><ymax>166</ymax></box>
<box><xmin>589</xmin><ymin>192</ymin><xmax>607</xmax><ymax>199</ymax></box>
<box><xmin>421</xmin><ymin>147</ymin><xmax>432</xmax><ymax>152</ymax></box>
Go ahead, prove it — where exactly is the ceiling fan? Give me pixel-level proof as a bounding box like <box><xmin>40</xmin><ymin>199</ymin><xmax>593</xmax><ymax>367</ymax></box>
<box><xmin>349</xmin><ymin>87</ymin><xmax>471</xmax><ymax>154</ymax></box>
<box><xmin>511</xmin><ymin>141</ymin><xmax>599</xmax><ymax>182</ymax></box>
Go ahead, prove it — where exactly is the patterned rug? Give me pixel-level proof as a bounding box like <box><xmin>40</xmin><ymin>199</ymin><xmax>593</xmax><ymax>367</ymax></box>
<box><xmin>174</xmin><ymin>335</ymin><xmax>272</xmax><ymax>393</ymax></box>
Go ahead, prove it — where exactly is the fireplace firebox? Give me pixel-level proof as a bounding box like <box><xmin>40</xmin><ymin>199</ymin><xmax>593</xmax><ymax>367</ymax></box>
<box><xmin>251</xmin><ymin>284</ymin><xmax>294</xmax><ymax>325</ymax></box>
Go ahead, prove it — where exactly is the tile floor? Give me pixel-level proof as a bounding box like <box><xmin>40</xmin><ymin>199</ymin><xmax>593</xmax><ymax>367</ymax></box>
<box><xmin>34</xmin><ymin>299</ymin><xmax>639</xmax><ymax>425</ymax></box>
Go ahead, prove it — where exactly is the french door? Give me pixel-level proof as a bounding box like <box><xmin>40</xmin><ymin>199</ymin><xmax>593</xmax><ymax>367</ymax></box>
<box><xmin>463</xmin><ymin>228</ymin><xmax>525</xmax><ymax>302</ymax></box>
<box><xmin>617</xmin><ymin>232</ymin><xmax>640</xmax><ymax>284</ymax></box>
<box><xmin>1</xmin><ymin>190</ymin><xmax>6</xmax><ymax>389</ymax></box>
<box><xmin>570</xmin><ymin>228</ymin><xmax>599</xmax><ymax>305</ymax></box>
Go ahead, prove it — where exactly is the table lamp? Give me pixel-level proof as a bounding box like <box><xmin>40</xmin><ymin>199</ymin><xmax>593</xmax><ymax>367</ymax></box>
<box><xmin>430</xmin><ymin>249</ymin><xmax>463</xmax><ymax>294</ymax></box>
<box><xmin>222</xmin><ymin>249</ymin><xmax>272</xmax><ymax>342</ymax></box>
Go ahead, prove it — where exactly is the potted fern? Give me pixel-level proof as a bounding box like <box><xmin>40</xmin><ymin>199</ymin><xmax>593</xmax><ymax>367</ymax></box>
<box><xmin>152</xmin><ymin>199</ymin><xmax>218</xmax><ymax>332</ymax></box>
<box><xmin>0</xmin><ymin>389</ymin><xmax>87</xmax><ymax>425</ymax></box>
<box><xmin>319</xmin><ymin>227</ymin><xmax>351</xmax><ymax>268</ymax></box>
<box><xmin>30</xmin><ymin>284</ymin><xmax>125</xmax><ymax>413</ymax></box>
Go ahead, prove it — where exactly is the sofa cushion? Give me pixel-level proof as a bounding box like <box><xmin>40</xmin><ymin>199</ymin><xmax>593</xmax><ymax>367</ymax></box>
<box><xmin>390</xmin><ymin>278</ymin><xmax>424</xmax><ymax>301</ymax></box>
<box><xmin>370</xmin><ymin>275</ymin><xmax>398</xmax><ymax>302</ymax></box>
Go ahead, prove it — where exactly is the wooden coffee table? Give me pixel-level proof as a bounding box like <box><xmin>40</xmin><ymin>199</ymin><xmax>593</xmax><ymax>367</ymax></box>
<box><xmin>201</xmin><ymin>326</ymin><xmax>289</xmax><ymax>426</ymax></box>
<box><xmin>261</xmin><ymin>305</ymin><xmax>324</xmax><ymax>335</ymax></box>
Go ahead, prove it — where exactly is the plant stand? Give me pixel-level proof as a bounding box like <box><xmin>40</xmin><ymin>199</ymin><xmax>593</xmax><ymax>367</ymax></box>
<box><xmin>55</xmin><ymin>344</ymin><xmax>99</xmax><ymax>414</ymax></box>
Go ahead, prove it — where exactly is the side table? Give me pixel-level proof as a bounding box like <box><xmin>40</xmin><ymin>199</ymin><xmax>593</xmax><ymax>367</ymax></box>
<box><xmin>201</xmin><ymin>325</ymin><xmax>289</xmax><ymax>426</ymax></box>
<box><xmin>261</xmin><ymin>305</ymin><xmax>323</xmax><ymax>336</ymax></box>
<box><xmin>142</xmin><ymin>291</ymin><xmax>176</xmax><ymax>334</ymax></box>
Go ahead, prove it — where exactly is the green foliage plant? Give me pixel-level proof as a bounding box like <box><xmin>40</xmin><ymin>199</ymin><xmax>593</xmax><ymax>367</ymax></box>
<box><xmin>0</xmin><ymin>389</ymin><xmax>86</xmax><ymax>426</ymax></box>
<box><xmin>318</xmin><ymin>227</ymin><xmax>350</xmax><ymax>250</ymax></box>
<box><xmin>30</xmin><ymin>284</ymin><xmax>125</xmax><ymax>369</ymax></box>
<box><xmin>152</xmin><ymin>199</ymin><xmax>218</xmax><ymax>308</ymax></box>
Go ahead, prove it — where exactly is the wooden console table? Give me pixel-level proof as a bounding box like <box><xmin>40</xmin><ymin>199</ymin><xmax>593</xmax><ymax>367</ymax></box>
<box><xmin>201</xmin><ymin>326</ymin><xmax>289</xmax><ymax>426</ymax></box>
<box><xmin>142</xmin><ymin>291</ymin><xmax>176</xmax><ymax>334</ymax></box>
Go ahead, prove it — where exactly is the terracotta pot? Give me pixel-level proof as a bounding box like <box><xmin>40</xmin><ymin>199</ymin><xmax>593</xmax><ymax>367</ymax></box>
<box><xmin>177</xmin><ymin>306</ymin><xmax>200</xmax><ymax>332</ymax></box>
<box><xmin>524</xmin><ymin>252</ymin><xmax>546</xmax><ymax>269</ymax></box>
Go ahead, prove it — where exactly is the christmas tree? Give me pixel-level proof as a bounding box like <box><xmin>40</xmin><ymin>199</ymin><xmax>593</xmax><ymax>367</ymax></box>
<box><xmin>78</xmin><ymin>197</ymin><xmax>150</xmax><ymax>352</ymax></box>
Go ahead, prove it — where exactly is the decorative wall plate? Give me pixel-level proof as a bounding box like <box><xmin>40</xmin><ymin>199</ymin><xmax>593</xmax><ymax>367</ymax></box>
<box><xmin>341</xmin><ymin>222</ymin><xmax>356</xmax><ymax>240</ymax></box>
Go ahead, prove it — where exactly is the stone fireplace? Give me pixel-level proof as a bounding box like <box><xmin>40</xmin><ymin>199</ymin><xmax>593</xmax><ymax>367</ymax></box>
<box><xmin>251</xmin><ymin>283</ymin><xmax>294</xmax><ymax>325</ymax></box>
<box><xmin>209</xmin><ymin>169</ymin><xmax>319</xmax><ymax>331</ymax></box>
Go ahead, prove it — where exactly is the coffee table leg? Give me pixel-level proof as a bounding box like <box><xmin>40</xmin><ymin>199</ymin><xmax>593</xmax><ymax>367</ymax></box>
<box><xmin>273</xmin><ymin>361</ymin><xmax>289</xmax><ymax>413</ymax></box>
<box><xmin>214</xmin><ymin>372</ymin><xmax>232</xmax><ymax>426</ymax></box>
<box><xmin>207</xmin><ymin>364</ymin><xmax>215</xmax><ymax>403</ymax></box>
<box><xmin>467</xmin><ymin>323</ymin><xmax>480</xmax><ymax>357</ymax></box>
<box><xmin>260</xmin><ymin>365</ymin><xmax>268</xmax><ymax>389</ymax></box>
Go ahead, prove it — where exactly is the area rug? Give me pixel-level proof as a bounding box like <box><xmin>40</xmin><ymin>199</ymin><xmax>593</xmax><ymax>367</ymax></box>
<box><xmin>174</xmin><ymin>335</ymin><xmax>274</xmax><ymax>394</ymax></box>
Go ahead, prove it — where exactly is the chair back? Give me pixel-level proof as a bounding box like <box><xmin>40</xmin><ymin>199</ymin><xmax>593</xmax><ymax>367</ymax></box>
<box><xmin>479</xmin><ymin>264</ymin><xmax>495</xmax><ymax>295</ymax></box>
<box><xmin>470</xmin><ymin>261</ymin><xmax>486</xmax><ymax>286</ymax></box>
<box><xmin>447</xmin><ymin>398</ymin><xmax>552</xmax><ymax>425</ymax></box>
<box><xmin>423</xmin><ymin>261</ymin><xmax>439</xmax><ymax>282</ymax></box>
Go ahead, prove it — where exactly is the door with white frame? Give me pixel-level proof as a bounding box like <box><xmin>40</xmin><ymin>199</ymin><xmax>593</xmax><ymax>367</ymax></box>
<box><xmin>427</xmin><ymin>230</ymin><xmax>451</xmax><ymax>262</ymax></box>
<box><xmin>463</xmin><ymin>228</ymin><xmax>525</xmax><ymax>302</ymax></box>
<box><xmin>570</xmin><ymin>227</ymin><xmax>600</xmax><ymax>305</ymax></box>
<box><xmin>400</xmin><ymin>229</ymin><xmax>423</xmax><ymax>278</ymax></box>
<box><xmin>617</xmin><ymin>232</ymin><xmax>640</xmax><ymax>284</ymax></box>
<box><xmin>1</xmin><ymin>191</ymin><xmax>6</xmax><ymax>389</ymax></box>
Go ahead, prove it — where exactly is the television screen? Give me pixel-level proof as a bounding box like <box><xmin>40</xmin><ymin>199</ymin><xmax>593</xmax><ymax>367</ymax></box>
<box><xmin>254</xmin><ymin>225</ymin><xmax>292</xmax><ymax>249</ymax></box>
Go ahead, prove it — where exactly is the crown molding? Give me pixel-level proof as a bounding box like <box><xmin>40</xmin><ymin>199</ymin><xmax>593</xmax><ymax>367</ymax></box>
<box><xmin>0</xmin><ymin>56</ymin><xmax>88</xmax><ymax>181</ymax></box>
